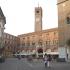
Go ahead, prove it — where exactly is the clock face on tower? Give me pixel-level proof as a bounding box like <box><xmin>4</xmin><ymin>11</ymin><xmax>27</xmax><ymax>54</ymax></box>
<box><xmin>36</xmin><ymin>10</ymin><xmax>39</xmax><ymax>13</ymax></box>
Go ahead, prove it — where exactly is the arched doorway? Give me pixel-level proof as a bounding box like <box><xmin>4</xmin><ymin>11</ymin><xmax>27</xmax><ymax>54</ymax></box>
<box><xmin>37</xmin><ymin>48</ymin><xmax>43</xmax><ymax>58</ymax></box>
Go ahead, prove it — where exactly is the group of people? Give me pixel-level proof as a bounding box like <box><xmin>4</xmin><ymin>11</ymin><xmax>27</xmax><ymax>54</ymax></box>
<box><xmin>17</xmin><ymin>53</ymin><xmax>52</xmax><ymax>68</ymax></box>
<box><xmin>44</xmin><ymin>54</ymin><xmax>51</xmax><ymax>67</ymax></box>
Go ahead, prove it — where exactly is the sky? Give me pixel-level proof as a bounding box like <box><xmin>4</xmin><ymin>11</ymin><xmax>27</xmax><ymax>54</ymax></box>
<box><xmin>0</xmin><ymin>0</ymin><xmax>58</xmax><ymax>36</ymax></box>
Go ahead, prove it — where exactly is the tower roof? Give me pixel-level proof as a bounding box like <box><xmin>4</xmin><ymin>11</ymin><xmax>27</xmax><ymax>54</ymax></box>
<box><xmin>0</xmin><ymin>7</ymin><xmax>6</xmax><ymax>24</ymax></box>
<box><xmin>0</xmin><ymin>7</ymin><xmax>5</xmax><ymax>18</ymax></box>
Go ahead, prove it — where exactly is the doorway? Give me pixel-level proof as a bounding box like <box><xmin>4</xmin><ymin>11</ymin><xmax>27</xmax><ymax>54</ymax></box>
<box><xmin>37</xmin><ymin>48</ymin><xmax>43</xmax><ymax>58</ymax></box>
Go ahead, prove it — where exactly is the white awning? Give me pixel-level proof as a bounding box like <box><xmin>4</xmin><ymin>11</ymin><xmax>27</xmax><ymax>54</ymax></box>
<box><xmin>46</xmin><ymin>52</ymin><xmax>59</xmax><ymax>55</ymax></box>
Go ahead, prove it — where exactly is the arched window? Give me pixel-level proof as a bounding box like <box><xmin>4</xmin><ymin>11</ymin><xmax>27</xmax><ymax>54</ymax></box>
<box><xmin>0</xmin><ymin>24</ymin><xmax>1</xmax><ymax>28</ymax></box>
<box><xmin>66</xmin><ymin>17</ymin><xmax>70</xmax><ymax>24</ymax></box>
<box><xmin>32</xmin><ymin>42</ymin><xmax>35</xmax><ymax>46</ymax></box>
<box><xmin>38</xmin><ymin>39</ymin><xmax>42</xmax><ymax>46</ymax></box>
<box><xmin>38</xmin><ymin>48</ymin><xmax>43</xmax><ymax>53</ymax></box>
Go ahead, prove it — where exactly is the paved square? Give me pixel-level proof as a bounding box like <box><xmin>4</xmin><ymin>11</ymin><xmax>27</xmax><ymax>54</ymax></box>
<box><xmin>0</xmin><ymin>58</ymin><xmax>70</xmax><ymax>70</ymax></box>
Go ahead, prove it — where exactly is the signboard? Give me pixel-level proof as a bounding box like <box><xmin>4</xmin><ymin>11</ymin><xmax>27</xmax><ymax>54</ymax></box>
<box><xmin>58</xmin><ymin>47</ymin><xmax>67</xmax><ymax>59</ymax></box>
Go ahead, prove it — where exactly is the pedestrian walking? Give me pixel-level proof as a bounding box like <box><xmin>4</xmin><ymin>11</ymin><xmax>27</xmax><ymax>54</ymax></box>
<box><xmin>18</xmin><ymin>54</ymin><xmax>21</xmax><ymax>60</ymax></box>
<box><xmin>47</xmin><ymin>54</ymin><xmax>51</xmax><ymax>67</ymax></box>
<box><xmin>44</xmin><ymin>54</ymin><xmax>48</xmax><ymax>67</ymax></box>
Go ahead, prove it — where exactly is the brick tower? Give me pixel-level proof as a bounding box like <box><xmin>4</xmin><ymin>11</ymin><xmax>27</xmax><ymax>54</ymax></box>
<box><xmin>35</xmin><ymin>7</ymin><xmax>42</xmax><ymax>32</ymax></box>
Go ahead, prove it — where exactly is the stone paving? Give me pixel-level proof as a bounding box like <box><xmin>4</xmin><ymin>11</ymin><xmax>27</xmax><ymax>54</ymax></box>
<box><xmin>0</xmin><ymin>58</ymin><xmax>70</xmax><ymax>70</ymax></box>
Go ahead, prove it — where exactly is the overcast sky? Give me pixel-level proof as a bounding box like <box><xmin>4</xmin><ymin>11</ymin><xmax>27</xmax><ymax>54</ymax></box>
<box><xmin>0</xmin><ymin>0</ymin><xmax>58</xmax><ymax>36</ymax></box>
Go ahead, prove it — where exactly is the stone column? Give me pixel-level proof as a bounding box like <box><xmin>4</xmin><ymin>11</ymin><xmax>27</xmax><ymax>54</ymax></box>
<box><xmin>67</xmin><ymin>47</ymin><xmax>70</xmax><ymax>61</ymax></box>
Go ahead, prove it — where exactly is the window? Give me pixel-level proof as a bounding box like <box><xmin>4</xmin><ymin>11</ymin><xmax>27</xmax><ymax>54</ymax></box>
<box><xmin>32</xmin><ymin>42</ymin><xmax>35</xmax><ymax>46</ymax></box>
<box><xmin>5</xmin><ymin>41</ymin><xmax>6</xmax><ymax>44</ymax></box>
<box><xmin>46</xmin><ymin>41</ymin><xmax>50</xmax><ymax>46</ymax></box>
<box><xmin>38</xmin><ymin>39</ymin><xmax>42</xmax><ymax>46</ymax></box>
<box><xmin>27</xmin><ymin>37</ymin><xmax>30</xmax><ymax>39</ymax></box>
<box><xmin>27</xmin><ymin>42</ymin><xmax>30</xmax><ymax>46</ymax></box>
<box><xmin>46</xmin><ymin>41</ymin><xmax>47</xmax><ymax>44</ymax></box>
<box><xmin>66</xmin><ymin>17</ymin><xmax>70</xmax><ymax>24</ymax></box>
<box><xmin>46</xmin><ymin>33</ymin><xmax>49</xmax><ymax>36</ymax></box>
<box><xmin>54</xmin><ymin>32</ymin><xmax>56</xmax><ymax>35</ymax></box>
<box><xmin>48</xmin><ymin>41</ymin><xmax>50</xmax><ymax>45</ymax></box>
<box><xmin>53</xmin><ymin>40</ymin><xmax>58</xmax><ymax>45</ymax></box>
<box><xmin>22</xmin><ymin>43</ymin><xmax>25</xmax><ymax>46</ymax></box>
<box><xmin>23</xmin><ymin>38</ymin><xmax>25</xmax><ymax>40</ymax></box>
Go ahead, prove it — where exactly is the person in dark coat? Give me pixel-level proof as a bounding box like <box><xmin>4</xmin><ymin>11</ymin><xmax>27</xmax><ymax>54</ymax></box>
<box><xmin>44</xmin><ymin>54</ymin><xmax>48</xmax><ymax>67</ymax></box>
<box><xmin>47</xmin><ymin>54</ymin><xmax>51</xmax><ymax>67</ymax></box>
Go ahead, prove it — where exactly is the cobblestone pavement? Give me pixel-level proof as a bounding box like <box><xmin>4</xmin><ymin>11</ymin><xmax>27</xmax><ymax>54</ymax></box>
<box><xmin>0</xmin><ymin>58</ymin><xmax>70</xmax><ymax>70</ymax></box>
